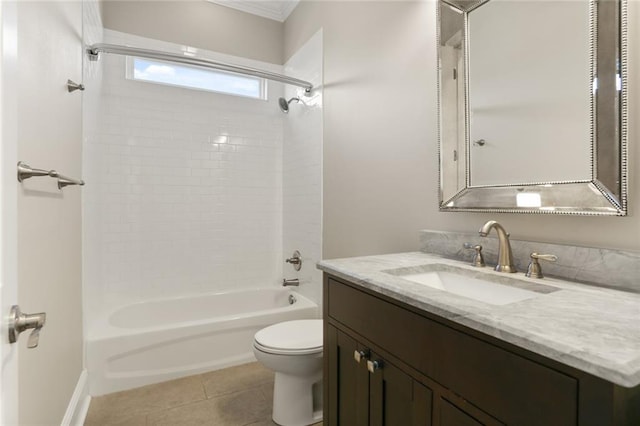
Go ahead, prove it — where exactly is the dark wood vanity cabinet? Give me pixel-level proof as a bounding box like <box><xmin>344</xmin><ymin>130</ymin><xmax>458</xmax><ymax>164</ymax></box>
<box><xmin>323</xmin><ymin>274</ymin><xmax>640</xmax><ymax>426</ymax></box>
<box><xmin>327</xmin><ymin>325</ymin><xmax>432</xmax><ymax>426</ymax></box>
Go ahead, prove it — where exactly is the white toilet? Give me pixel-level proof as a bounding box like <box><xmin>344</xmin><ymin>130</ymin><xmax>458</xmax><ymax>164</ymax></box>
<box><xmin>253</xmin><ymin>319</ymin><xmax>323</xmax><ymax>426</ymax></box>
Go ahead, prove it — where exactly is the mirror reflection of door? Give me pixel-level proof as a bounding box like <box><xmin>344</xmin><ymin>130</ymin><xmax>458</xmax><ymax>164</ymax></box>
<box><xmin>439</xmin><ymin>3</ymin><xmax>465</xmax><ymax>201</ymax></box>
<box><xmin>468</xmin><ymin>1</ymin><xmax>592</xmax><ymax>187</ymax></box>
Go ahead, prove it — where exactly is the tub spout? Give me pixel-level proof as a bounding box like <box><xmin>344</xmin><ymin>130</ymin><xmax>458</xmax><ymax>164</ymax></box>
<box><xmin>282</xmin><ymin>278</ymin><xmax>300</xmax><ymax>287</ymax></box>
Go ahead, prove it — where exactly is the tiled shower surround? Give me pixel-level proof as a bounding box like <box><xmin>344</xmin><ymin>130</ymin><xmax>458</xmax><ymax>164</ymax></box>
<box><xmin>283</xmin><ymin>31</ymin><xmax>324</xmax><ymax>310</ymax></box>
<box><xmin>83</xmin><ymin>30</ymin><xmax>321</xmax><ymax>327</ymax></box>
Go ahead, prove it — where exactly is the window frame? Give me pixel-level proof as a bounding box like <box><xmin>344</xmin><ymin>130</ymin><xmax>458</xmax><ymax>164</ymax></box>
<box><xmin>125</xmin><ymin>56</ymin><xmax>268</xmax><ymax>100</ymax></box>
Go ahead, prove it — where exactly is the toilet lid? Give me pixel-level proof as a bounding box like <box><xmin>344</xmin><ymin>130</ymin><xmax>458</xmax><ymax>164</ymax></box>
<box><xmin>254</xmin><ymin>319</ymin><xmax>323</xmax><ymax>353</ymax></box>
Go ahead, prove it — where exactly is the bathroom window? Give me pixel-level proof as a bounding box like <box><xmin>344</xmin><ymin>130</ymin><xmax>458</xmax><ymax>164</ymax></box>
<box><xmin>127</xmin><ymin>57</ymin><xmax>266</xmax><ymax>99</ymax></box>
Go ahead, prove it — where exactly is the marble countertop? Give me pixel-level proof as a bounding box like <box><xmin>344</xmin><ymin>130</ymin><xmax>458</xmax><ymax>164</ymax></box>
<box><xmin>317</xmin><ymin>252</ymin><xmax>640</xmax><ymax>388</ymax></box>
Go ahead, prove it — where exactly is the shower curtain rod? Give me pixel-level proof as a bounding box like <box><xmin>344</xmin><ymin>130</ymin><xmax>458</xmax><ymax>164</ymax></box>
<box><xmin>87</xmin><ymin>43</ymin><xmax>313</xmax><ymax>94</ymax></box>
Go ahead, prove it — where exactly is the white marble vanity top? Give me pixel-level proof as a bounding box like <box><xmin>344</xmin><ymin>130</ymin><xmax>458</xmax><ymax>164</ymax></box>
<box><xmin>317</xmin><ymin>252</ymin><xmax>640</xmax><ymax>388</ymax></box>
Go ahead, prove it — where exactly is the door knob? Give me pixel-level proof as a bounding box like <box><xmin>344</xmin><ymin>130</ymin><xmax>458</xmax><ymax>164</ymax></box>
<box><xmin>8</xmin><ymin>305</ymin><xmax>46</xmax><ymax>348</ymax></box>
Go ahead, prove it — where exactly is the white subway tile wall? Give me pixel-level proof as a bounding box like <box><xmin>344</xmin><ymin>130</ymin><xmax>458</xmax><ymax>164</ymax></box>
<box><xmin>282</xmin><ymin>30</ymin><xmax>324</xmax><ymax>311</ymax></box>
<box><xmin>83</xmin><ymin>30</ymin><xmax>287</xmax><ymax>323</ymax></box>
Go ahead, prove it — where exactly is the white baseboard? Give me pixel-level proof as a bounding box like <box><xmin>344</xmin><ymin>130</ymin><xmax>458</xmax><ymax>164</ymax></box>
<box><xmin>61</xmin><ymin>369</ymin><xmax>91</xmax><ymax>426</ymax></box>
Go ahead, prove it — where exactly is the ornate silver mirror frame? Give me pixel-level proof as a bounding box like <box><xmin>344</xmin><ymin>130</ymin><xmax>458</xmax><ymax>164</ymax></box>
<box><xmin>437</xmin><ymin>0</ymin><xmax>627</xmax><ymax>216</ymax></box>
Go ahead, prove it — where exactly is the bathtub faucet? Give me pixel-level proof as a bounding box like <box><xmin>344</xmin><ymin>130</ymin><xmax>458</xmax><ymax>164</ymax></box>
<box><xmin>282</xmin><ymin>278</ymin><xmax>300</xmax><ymax>287</ymax></box>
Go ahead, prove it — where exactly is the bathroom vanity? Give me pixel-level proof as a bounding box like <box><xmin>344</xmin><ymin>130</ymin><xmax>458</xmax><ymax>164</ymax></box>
<box><xmin>319</xmin><ymin>253</ymin><xmax>640</xmax><ymax>425</ymax></box>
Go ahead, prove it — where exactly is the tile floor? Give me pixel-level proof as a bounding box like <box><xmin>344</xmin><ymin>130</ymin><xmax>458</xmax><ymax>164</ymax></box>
<box><xmin>84</xmin><ymin>362</ymin><xmax>323</xmax><ymax>426</ymax></box>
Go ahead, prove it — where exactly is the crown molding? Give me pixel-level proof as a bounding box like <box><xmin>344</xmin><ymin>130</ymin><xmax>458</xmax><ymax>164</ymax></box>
<box><xmin>206</xmin><ymin>0</ymin><xmax>299</xmax><ymax>22</ymax></box>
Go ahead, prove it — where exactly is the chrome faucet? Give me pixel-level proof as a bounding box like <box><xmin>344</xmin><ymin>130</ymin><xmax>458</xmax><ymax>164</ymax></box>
<box><xmin>478</xmin><ymin>220</ymin><xmax>517</xmax><ymax>273</ymax></box>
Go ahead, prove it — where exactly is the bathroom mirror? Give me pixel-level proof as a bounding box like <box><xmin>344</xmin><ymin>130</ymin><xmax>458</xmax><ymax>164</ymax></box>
<box><xmin>438</xmin><ymin>0</ymin><xmax>627</xmax><ymax>215</ymax></box>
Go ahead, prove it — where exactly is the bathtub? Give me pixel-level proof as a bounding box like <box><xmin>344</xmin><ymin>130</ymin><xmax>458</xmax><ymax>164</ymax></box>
<box><xmin>87</xmin><ymin>288</ymin><xmax>318</xmax><ymax>396</ymax></box>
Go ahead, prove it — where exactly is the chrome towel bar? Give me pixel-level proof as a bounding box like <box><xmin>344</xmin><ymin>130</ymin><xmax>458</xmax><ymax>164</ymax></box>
<box><xmin>17</xmin><ymin>161</ymin><xmax>56</xmax><ymax>181</ymax></box>
<box><xmin>17</xmin><ymin>161</ymin><xmax>85</xmax><ymax>189</ymax></box>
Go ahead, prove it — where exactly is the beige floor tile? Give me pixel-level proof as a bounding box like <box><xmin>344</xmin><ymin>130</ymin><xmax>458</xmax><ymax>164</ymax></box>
<box><xmin>202</xmin><ymin>362</ymin><xmax>274</xmax><ymax>399</ymax></box>
<box><xmin>83</xmin><ymin>363</ymin><xmax>317</xmax><ymax>426</ymax></box>
<box><xmin>258</xmin><ymin>381</ymin><xmax>274</xmax><ymax>406</ymax></box>
<box><xmin>147</xmin><ymin>387</ymin><xmax>270</xmax><ymax>426</ymax></box>
<box><xmin>245</xmin><ymin>420</ymin><xmax>322</xmax><ymax>426</ymax></box>
<box><xmin>84</xmin><ymin>412</ymin><xmax>147</xmax><ymax>426</ymax></box>
<box><xmin>85</xmin><ymin>375</ymin><xmax>206</xmax><ymax>425</ymax></box>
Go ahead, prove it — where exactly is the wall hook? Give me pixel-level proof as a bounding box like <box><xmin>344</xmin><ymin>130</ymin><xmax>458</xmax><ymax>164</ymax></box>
<box><xmin>67</xmin><ymin>79</ymin><xmax>85</xmax><ymax>93</ymax></box>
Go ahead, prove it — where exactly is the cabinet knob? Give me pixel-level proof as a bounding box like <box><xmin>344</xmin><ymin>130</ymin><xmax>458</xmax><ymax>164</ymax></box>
<box><xmin>354</xmin><ymin>349</ymin><xmax>370</xmax><ymax>363</ymax></box>
<box><xmin>367</xmin><ymin>359</ymin><xmax>383</xmax><ymax>373</ymax></box>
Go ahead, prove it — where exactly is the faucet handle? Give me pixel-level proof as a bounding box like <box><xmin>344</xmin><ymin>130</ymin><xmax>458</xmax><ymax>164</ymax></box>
<box><xmin>285</xmin><ymin>250</ymin><xmax>302</xmax><ymax>271</ymax></box>
<box><xmin>463</xmin><ymin>243</ymin><xmax>485</xmax><ymax>267</ymax></box>
<box><xmin>525</xmin><ymin>253</ymin><xmax>557</xmax><ymax>279</ymax></box>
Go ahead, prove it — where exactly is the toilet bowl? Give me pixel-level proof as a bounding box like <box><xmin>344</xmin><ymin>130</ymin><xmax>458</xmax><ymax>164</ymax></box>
<box><xmin>253</xmin><ymin>319</ymin><xmax>323</xmax><ymax>426</ymax></box>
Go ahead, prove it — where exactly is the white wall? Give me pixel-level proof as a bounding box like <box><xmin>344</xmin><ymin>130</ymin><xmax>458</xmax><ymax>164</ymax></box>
<box><xmin>285</xmin><ymin>1</ymin><xmax>436</xmax><ymax>258</ymax></box>
<box><xmin>283</xmin><ymin>30</ymin><xmax>323</xmax><ymax>310</ymax></box>
<box><xmin>101</xmin><ymin>0</ymin><xmax>284</xmax><ymax>64</ymax></box>
<box><xmin>16</xmin><ymin>1</ymin><xmax>84</xmax><ymax>423</ymax></box>
<box><xmin>285</xmin><ymin>0</ymin><xmax>640</xmax><ymax>257</ymax></box>
<box><xmin>83</xmin><ymin>30</ymin><xmax>286</xmax><ymax>327</ymax></box>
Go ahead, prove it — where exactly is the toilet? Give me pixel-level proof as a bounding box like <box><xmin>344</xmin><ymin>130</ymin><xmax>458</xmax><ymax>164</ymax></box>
<box><xmin>253</xmin><ymin>319</ymin><xmax>323</xmax><ymax>426</ymax></box>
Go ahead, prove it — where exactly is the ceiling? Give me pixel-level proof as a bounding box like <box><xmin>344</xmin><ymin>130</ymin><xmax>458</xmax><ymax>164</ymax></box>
<box><xmin>206</xmin><ymin>0</ymin><xmax>300</xmax><ymax>22</ymax></box>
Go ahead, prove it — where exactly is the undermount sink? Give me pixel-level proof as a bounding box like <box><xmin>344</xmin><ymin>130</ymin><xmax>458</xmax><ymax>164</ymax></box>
<box><xmin>386</xmin><ymin>264</ymin><xmax>557</xmax><ymax>306</ymax></box>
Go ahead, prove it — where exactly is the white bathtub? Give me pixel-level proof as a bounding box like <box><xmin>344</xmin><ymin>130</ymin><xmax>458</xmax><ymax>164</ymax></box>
<box><xmin>87</xmin><ymin>288</ymin><xmax>318</xmax><ymax>395</ymax></box>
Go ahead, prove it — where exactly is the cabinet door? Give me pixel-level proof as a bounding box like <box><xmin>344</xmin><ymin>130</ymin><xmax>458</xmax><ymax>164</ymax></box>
<box><xmin>327</xmin><ymin>325</ymin><xmax>369</xmax><ymax>426</ymax></box>
<box><xmin>439</xmin><ymin>398</ymin><xmax>484</xmax><ymax>426</ymax></box>
<box><xmin>436</xmin><ymin>397</ymin><xmax>505</xmax><ymax>426</ymax></box>
<box><xmin>368</xmin><ymin>352</ymin><xmax>433</xmax><ymax>426</ymax></box>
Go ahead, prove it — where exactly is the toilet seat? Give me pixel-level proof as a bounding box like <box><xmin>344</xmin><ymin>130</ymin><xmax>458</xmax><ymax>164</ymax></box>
<box><xmin>254</xmin><ymin>341</ymin><xmax>322</xmax><ymax>356</ymax></box>
<box><xmin>253</xmin><ymin>319</ymin><xmax>322</xmax><ymax>356</ymax></box>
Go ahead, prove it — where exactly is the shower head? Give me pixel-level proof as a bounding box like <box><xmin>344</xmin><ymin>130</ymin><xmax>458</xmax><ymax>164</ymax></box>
<box><xmin>278</xmin><ymin>97</ymin><xmax>301</xmax><ymax>113</ymax></box>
